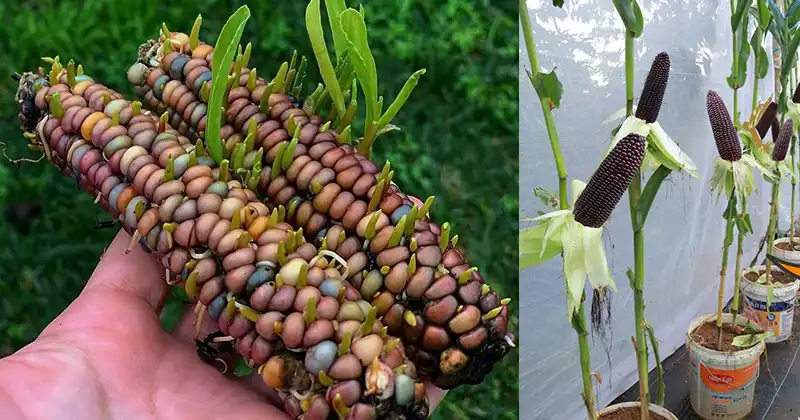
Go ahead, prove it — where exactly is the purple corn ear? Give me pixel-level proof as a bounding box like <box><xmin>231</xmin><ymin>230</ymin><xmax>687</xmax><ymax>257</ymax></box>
<box><xmin>756</xmin><ymin>102</ymin><xmax>778</xmax><ymax>140</ymax></box>
<box><xmin>635</xmin><ymin>52</ymin><xmax>670</xmax><ymax>123</ymax></box>
<box><xmin>773</xmin><ymin>120</ymin><xmax>793</xmax><ymax>162</ymax></box>
<box><xmin>572</xmin><ymin>134</ymin><xmax>646</xmax><ymax>229</ymax></box>
<box><xmin>706</xmin><ymin>90</ymin><xmax>742</xmax><ymax>162</ymax></box>
<box><xmin>793</xmin><ymin>82</ymin><xmax>800</xmax><ymax>103</ymax></box>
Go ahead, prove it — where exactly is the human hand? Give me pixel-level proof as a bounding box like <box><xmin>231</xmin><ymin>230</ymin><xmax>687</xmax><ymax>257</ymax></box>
<box><xmin>0</xmin><ymin>229</ymin><xmax>446</xmax><ymax>420</ymax></box>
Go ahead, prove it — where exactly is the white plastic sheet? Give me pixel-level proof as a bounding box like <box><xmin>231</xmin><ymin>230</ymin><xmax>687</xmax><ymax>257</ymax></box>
<box><xmin>519</xmin><ymin>0</ymin><xmax>792</xmax><ymax>418</ymax></box>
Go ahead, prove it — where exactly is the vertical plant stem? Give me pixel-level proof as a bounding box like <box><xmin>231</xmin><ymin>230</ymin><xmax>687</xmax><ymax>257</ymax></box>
<box><xmin>716</xmin><ymin>190</ymin><xmax>737</xmax><ymax>350</ymax></box>
<box><xmin>766</xmin><ymin>180</ymin><xmax>780</xmax><ymax>283</ymax></box>
<box><xmin>732</xmin><ymin>196</ymin><xmax>748</xmax><ymax>327</ymax></box>
<box><xmin>791</xmin><ymin>137</ymin><xmax>796</xmax><ymax>244</ymax></box>
<box><xmin>753</xmin><ymin>65</ymin><xmax>759</xmax><ymax>111</ymax></box>
<box><xmin>520</xmin><ymin>2</ymin><xmax>568</xmax><ymax>208</ymax></box>
<box><xmin>521</xmin><ymin>4</ymin><xmax>595</xmax><ymax>419</ymax></box>
<box><xmin>731</xmin><ymin>0</ymin><xmax>740</xmax><ymax>127</ymax></box>
<box><xmin>624</xmin><ymin>27</ymin><xmax>649</xmax><ymax>419</ymax></box>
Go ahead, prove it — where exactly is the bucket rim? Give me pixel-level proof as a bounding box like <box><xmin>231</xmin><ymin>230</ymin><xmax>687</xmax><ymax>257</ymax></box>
<box><xmin>740</xmin><ymin>265</ymin><xmax>799</xmax><ymax>293</ymax></box>
<box><xmin>597</xmin><ymin>401</ymin><xmax>677</xmax><ymax>420</ymax></box>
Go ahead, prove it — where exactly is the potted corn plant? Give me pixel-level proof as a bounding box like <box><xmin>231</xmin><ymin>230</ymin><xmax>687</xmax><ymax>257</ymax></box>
<box><xmin>599</xmin><ymin>1</ymin><xmax>699</xmax><ymax>418</ymax></box>
<box><xmin>685</xmin><ymin>91</ymin><xmax>774</xmax><ymax>420</ymax></box>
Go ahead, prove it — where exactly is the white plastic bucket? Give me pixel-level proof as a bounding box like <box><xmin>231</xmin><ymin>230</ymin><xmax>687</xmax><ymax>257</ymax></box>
<box><xmin>597</xmin><ymin>402</ymin><xmax>677</xmax><ymax>420</ymax></box>
<box><xmin>740</xmin><ymin>265</ymin><xmax>799</xmax><ymax>343</ymax></box>
<box><xmin>686</xmin><ymin>313</ymin><xmax>765</xmax><ymax>420</ymax></box>
<box><xmin>771</xmin><ymin>238</ymin><xmax>800</xmax><ymax>302</ymax></box>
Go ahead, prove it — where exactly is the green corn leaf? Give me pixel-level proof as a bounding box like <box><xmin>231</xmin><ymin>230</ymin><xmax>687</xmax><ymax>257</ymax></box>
<box><xmin>768</xmin><ymin>0</ymin><xmax>786</xmax><ymax>33</ymax></box>
<box><xmin>631</xmin><ymin>0</ymin><xmax>644</xmax><ymax>37</ymax></box>
<box><xmin>341</xmin><ymin>8</ymin><xmax>379</xmax><ymax>127</ymax></box>
<box><xmin>732</xmin><ymin>331</ymin><xmax>773</xmax><ymax>348</ymax></box>
<box><xmin>733</xmin><ymin>0</ymin><xmax>754</xmax><ymax>31</ymax></box>
<box><xmin>751</xmin><ymin>28</ymin><xmax>770</xmax><ymax>79</ymax></box>
<box><xmin>306</xmin><ymin>0</ymin><xmax>346</xmax><ymax>118</ymax></box>
<box><xmin>634</xmin><ymin>165</ymin><xmax>672</xmax><ymax>231</ymax></box>
<box><xmin>553</xmin><ymin>0</ymin><xmax>565</xmax><ymax>6</ymax></box>
<box><xmin>757</xmin><ymin>0</ymin><xmax>772</xmax><ymax>29</ymax></box>
<box><xmin>781</xmin><ymin>27</ymin><xmax>800</xmax><ymax>79</ymax></box>
<box><xmin>325</xmin><ymin>0</ymin><xmax>348</xmax><ymax>60</ymax></box>
<box><xmin>207</xmin><ymin>6</ymin><xmax>251</xmax><ymax>163</ymax></box>
<box><xmin>612</xmin><ymin>0</ymin><xmax>639</xmax><ymax>36</ymax></box>
<box><xmin>377</xmin><ymin>69</ymin><xmax>425</xmax><ymax>129</ymax></box>
<box><xmin>788</xmin><ymin>0</ymin><xmax>800</xmax><ymax>27</ymax></box>
<box><xmin>528</xmin><ymin>68</ymin><xmax>563</xmax><ymax>109</ymax></box>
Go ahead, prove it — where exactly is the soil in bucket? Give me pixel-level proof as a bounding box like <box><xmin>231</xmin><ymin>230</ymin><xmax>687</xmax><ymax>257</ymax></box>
<box><xmin>598</xmin><ymin>407</ymin><xmax>669</xmax><ymax>420</ymax></box>
<box><xmin>774</xmin><ymin>239</ymin><xmax>800</xmax><ymax>251</ymax></box>
<box><xmin>743</xmin><ymin>269</ymin><xmax>793</xmax><ymax>285</ymax></box>
<box><xmin>689</xmin><ymin>320</ymin><xmax>749</xmax><ymax>352</ymax></box>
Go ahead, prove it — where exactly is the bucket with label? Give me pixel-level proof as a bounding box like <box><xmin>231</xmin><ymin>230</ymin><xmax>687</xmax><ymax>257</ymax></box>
<box><xmin>771</xmin><ymin>238</ymin><xmax>800</xmax><ymax>302</ymax></box>
<box><xmin>740</xmin><ymin>265</ymin><xmax>799</xmax><ymax>343</ymax></box>
<box><xmin>686</xmin><ymin>313</ymin><xmax>765</xmax><ymax>420</ymax></box>
<box><xmin>597</xmin><ymin>402</ymin><xmax>677</xmax><ymax>420</ymax></box>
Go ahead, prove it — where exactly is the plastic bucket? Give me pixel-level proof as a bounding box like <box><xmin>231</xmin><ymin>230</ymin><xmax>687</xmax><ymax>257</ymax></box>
<box><xmin>771</xmin><ymin>238</ymin><xmax>800</xmax><ymax>301</ymax></box>
<box><xmin>686</xmin><ymin>313</ymin><xmax>765</xmax><ymax>420</ymax></box>
<box><xmin>740</xmin><ymin>265</ymin><xmax>799</xmax><ymax>343</ymax></box>
<box><xmin>597</xmin><ymin>402</ymin><xmax>677</xmax><ymax>420</ymax></box>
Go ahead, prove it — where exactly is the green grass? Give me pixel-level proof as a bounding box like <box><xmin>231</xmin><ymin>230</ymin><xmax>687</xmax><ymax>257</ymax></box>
<box><xmin>0</xmin><ymin>0</ymin><xmax>518</xmax><ymax>418</ymax></box>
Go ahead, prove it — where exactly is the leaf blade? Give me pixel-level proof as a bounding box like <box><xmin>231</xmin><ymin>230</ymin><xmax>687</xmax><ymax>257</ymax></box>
<box><xmin>207</xmin><ymin>6</ymin><xmax>251</xmax><ymax>163</ymax></box>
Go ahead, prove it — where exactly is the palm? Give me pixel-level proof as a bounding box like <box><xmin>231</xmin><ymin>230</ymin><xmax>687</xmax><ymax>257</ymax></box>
<box><xmin>0</xmin><ymin>230</ymin><xmax>446</xmax><ymax>420</ymax></box>
<box><xmin>0</xmin><ymin>230</ymin><xmax>289</xmax><ymax>420</ymax></box>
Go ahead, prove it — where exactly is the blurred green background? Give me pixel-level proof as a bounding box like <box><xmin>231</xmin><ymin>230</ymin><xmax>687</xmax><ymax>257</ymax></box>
<box><xmin>0</xmin><ymin>0</ymin><xmax>518</xmax><ymax>418</ymax></box>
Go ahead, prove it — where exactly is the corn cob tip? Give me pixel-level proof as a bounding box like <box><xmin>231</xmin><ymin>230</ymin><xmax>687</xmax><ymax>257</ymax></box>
<box><xmin>572</xmin><ymin>133</ymin><xmax>646</xmax><ymax>229</ymax></box>
<box><xmin>773</xmin><ymin>119</ymin><xmax>793</xmax><ymax>162</ymax></box>
<box><xmin>756</xmin><ymin>102</ymin><xmax>778</xmax><ymax>140</ymax></box>
<box><xmin>634</xmin><ymin>52</ymin><xmax>670</xmax><ymax>123</ymax></box>
<box><xmin>793</xmin><ymin>81</ymin><xmax>800</xmax><ymax>104</ymax></box>
<box><xmin>706</xmin><ymin>90</ymin><xmax>742</xmax><ymax>162</ymax></box>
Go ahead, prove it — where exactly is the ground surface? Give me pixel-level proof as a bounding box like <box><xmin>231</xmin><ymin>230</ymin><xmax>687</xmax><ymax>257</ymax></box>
<box><xmin>613</xmin><ymin>305</ymin><xmax>800</xmax><ymax>420</ymax></box>
<box><xmin>0</xmin><ymin>1</ymin><xmax>519</xmax><ymax>419</ymax></box>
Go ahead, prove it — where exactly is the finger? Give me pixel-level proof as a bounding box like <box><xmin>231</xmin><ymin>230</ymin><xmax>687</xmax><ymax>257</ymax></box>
<box><xmin>82</xmin><ymin>228</ymin><xmax>169</xmax><ymax>313</ymax></box>
<box><xmin>424</xmin><ymin>380</ymin><xmax>448</xmax><ymax>413</ymax></box>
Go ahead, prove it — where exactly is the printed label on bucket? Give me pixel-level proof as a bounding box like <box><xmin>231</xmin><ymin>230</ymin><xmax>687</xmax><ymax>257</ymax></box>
<box><xmin>690</xmin><ymin>355</ymin><xmax>759</xmax><ymax>418</ymax></box>
<box><xmin>743</xmin><ymin>295</ymin><xmax>794</xmax><ymax>340</ymax></box>
<box><xmin>699</xmin><ymin>361</ymin><xmax>758</xmax><ymax>392</ymax></box>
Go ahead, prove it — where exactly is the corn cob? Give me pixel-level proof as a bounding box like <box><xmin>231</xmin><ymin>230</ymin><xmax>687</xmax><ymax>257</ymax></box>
<box><xmin>706</xmin><ymin>90</ymin><xmax>742</xmax><ymax>162</ymax></box>
<box><xmin>572</xmin><ymin>134</ymin><xmax>646</xmax><ymax>228</ymax></box>
<box><xmin>755</xmin><ymin>102</ymin><xmax>778</xmax><ymax>140</ymax></box>
<box><xmin>124</xmin><ymin>31</ymin><xmax>515</xmax><ymax>389</ymax></box>
<box><xmin>18</xmin><ymin>70</ymin><xmax>436</xmax><ymax>419</ymax></box>
<box><xmin>634</xmin><ymin>52</ymin><xmax>670</xmax><ymax>123</ymax></box>
<box><xmin>793</xmin><ymin>81</ymin><xmax>800</xmax><ymax>103</ymax></box>
<box><xmin>773</xmin><ymin>120</ymin><xmax>793</xmax><ymax>162</ymax></box>
<box><xmin>19</xmin><ymin>45</ymin><xmax>512</xmax><ymax>417</ymax></box>
<box><xmin>771</xmin><ymin>117</ymin><xmax>780</xmax><ymax>141</ymax></box>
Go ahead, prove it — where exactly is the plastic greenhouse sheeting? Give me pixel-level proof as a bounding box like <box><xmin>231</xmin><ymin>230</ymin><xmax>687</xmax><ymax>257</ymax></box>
<box><xmin>519</xmin><ymin>0</ymin><xmax>793</xmax><ymax>419</ymax></box>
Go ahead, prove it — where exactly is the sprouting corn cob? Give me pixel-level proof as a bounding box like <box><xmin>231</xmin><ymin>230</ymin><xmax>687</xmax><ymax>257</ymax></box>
<box><xmin>773</xmin><ymin>120</ymin><xmax>793</xmax><ymax>162</ymax></box>
<box><xmin>18</xmin><ymin>69</ymin><xmax>435</xmax><ymax>419</ymax></box>
<box><xmin>755</xmin><ymin>102</ymin><xmax>777</xmax><ymax>140</ymax></box>
<box><xmin>17</xmin><ymin>36</ymin><xmax>513</xmax><ymax>418</ymax></box>
<box><xmin>706</xmin><ymin>91</ymin><xmax>742</xmax><ymax>162</ymax></box>
<box><xmin>122</xmin><ymin>28</ymin><xmax>515</xmax><ymax>390</ymax></box>
<box><xmin>572</xmin><ymin>134</ymin><xmax>646</xmax><ymax>228</ymax></box>
<box><xmin>634</xmin><ymin>52</ymin><xmax>670</xmax><ymax>123</ymax></box>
